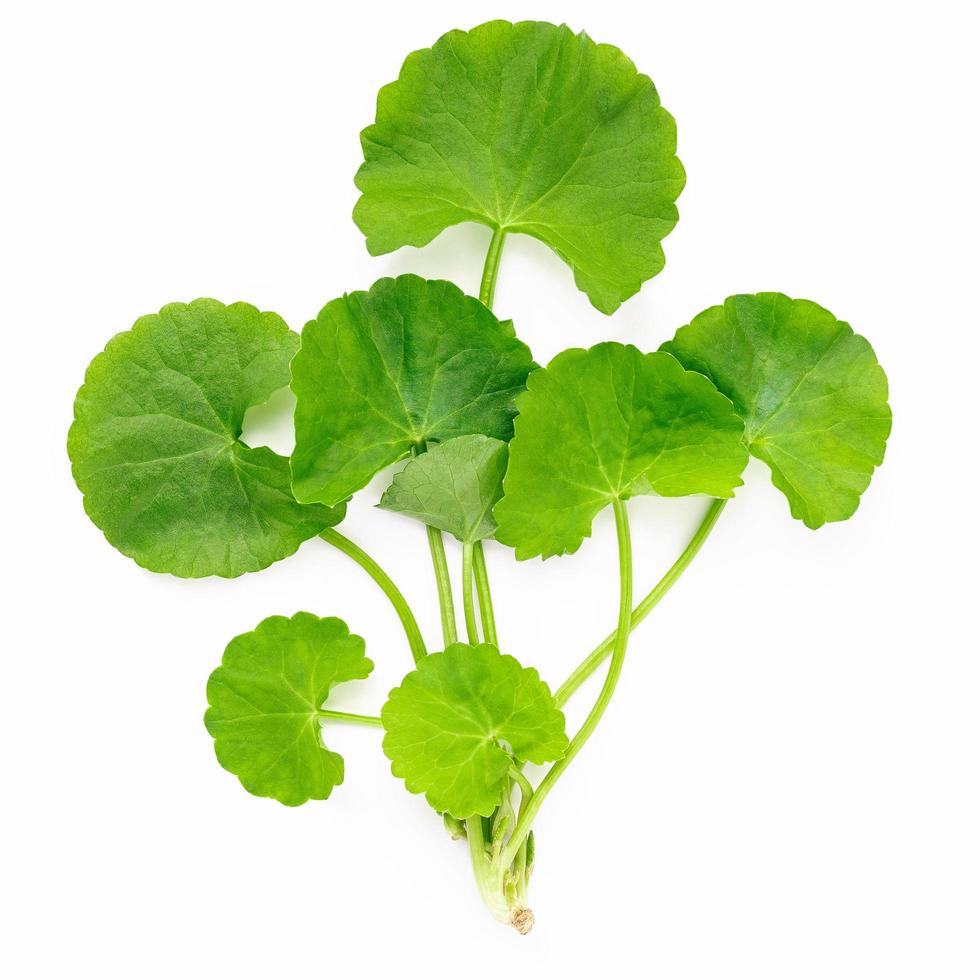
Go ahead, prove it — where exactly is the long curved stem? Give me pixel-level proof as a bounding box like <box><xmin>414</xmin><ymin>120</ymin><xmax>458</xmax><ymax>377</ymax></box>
<box><xmin>479</xmin><ymin>226</ymin><xmax>507</xmax><ymax>307</ymax></box>
<box><xmin>500</xmin><ymin>498</ymin><xmax>634</xmax><ymax>869</ymax></box>
<box><xmin>554</xmin><ymin>498</ymin><xmax>727</xmax><ymax>707</ymax></box>
<box><xmin>426</xmin><ymin>525</ymin><xmax>457</xmax><ymax>647</ymax></box>
<box><xmin>463</xmin><ymin>224</ymin><xmax>517</xmax><ymax>926</ymax></box>
<box><xmin>509</xmin><ymin>766</ymin><xmax>534</xmax><ymax>814</ymax></box>
<box><xmin>474</xmin><ymin>226</ymin><xmax>506</xmax><ymax>647</ymax></box>
<box><xmin>320</xmin><ymin>528</ymin><xmax>427</xmax><ymax>664</ymax></box>
<box><xmin>472</xmin><ymin>542</ymin><xmax>498</xmax><ymax>646</ymax></box>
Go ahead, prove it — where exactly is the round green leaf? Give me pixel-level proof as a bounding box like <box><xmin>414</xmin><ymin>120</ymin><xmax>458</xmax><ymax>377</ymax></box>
<box><xmin>494</xmin><ymin>343</ymin><xmax>749</xmax><ymax>560</ymax></box>
<box><xmin>378</xmin><ymin>434</ymin><xmax>508</xmax><ymax>543</ymax></box>
<box><xmin>661</xmin><ymin>293</ymin><xmax>892</xmax><ymax>528</ymax></box>
<box><xmin>354</xmin><ymin>20</ymin><xmax>685</xmax><ymax>314</ymax></box>
<box><xmin>69</xmin><ymin>300</ymin><xmax>344</xmax><ymax>578</ymax></box>
<box><xmin>381</xmin><ymin>643</ymin><xmax>568</xmax><ymax>819</ymax></box>
<box><xmin>205</xmin><ymin>613</ymin><xmax>373</xmax><ymax>807</ymax></box>
<box><xmin>290</xmin><ymin>275</ymin><xmax>534</xmax><ymax>507</ymax></box>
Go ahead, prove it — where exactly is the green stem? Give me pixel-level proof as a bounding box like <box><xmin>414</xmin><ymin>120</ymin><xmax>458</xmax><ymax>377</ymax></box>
<box><xmin>427</xmin><ymin>524</ymin><xmax>457</xmax><ymax>647</ymax></box>
<box><xmin>472</xmin><ymin>542</ymin><xmax>498</xmax><ymax>646</ymax></box>
<box><xmin>515</xmin><ymin>841</ymin><xmax>529</xmax><ymax>904</ymax></box>
<box><xmin>479</xmin><ymin>226</ymin><xmax>507</xmax><ymax>308</ymax></box>
<box><xmin>509</xmin><ymin>766</ymin><xmax>534</xmax><ymax>815</ymax></box>
<box><xmin>320</xmin><ymin>528</ymin><xmax>427</xmax><ymax>664</ymax></box>
<box><xmin>461</xmin><ymin>542</ymin><xmax>481</xmax><ymax>645</ymax></box>
<box><xmin>474</xmin><ymin>225</ymin><xmax>505</xmax><ymax>647</ymax></box>
<box><xmin>318</xmin><ymin>709</ymin><xmax>383</xmax><ymax>727</ymax></box>
<box><xmin>493</xmin><ymin>784</ymin><xmax>515</xmax><ymax>846</ymax></box>
<box><xmin>461</xmin><ymin>225</ymin><xmax>518</xmax><ymax>929</ymax></box>
<box><xmin>553</xmin><ymin>498</ymin><xmax>728</xmax><ymax>708</ymax></box>
<box><xmin>467</xmin><ymin>815</ymin><xmax>511</xmax><ymax>923</ymax></box>
<box><xmin>500</xmin><ymin>498</ymin><xmax>634</xmax><ymax>869</ymax></box>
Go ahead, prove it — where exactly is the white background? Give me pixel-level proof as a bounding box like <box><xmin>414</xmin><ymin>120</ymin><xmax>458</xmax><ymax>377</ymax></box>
<box><xmin>3</xmin><ymin>1</ymin><xmax>978</xmax><ymax>976</ymax></box>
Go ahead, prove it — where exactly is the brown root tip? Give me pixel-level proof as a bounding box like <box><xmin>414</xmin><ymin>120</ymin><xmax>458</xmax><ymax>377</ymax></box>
<box><xmin>511</xmin><ymin>906</ymin><xmax>535</xmax><ymax>935</ymax></box>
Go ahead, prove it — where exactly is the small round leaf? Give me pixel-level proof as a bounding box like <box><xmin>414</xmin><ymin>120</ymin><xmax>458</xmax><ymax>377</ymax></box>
<box><xmin>378</xmin><ymin>434</ymin><xmax>508</xmax><ymax>543</ymax></box>
<box><xmin>354</xmin><ymin>20</ymin><xmax>685</xmax><ymax>314</ymax></box>
<box><xmin>68</xmin><ymin>300</ymin><xmax>343</xmax><ymax>578</ymax></box>
<box><xmin>205</xmin><ymin>613</ymin><xmax>373</xmax><ymax>807</ymax></box>
<box><xmin>494</xmin><ymin>343</ymin><xmax>749</xmax><ymax>559</ymax></box>
<box><xmin>381</xmin><ymin>643</ymin><xmax>568</xmax><ymax>819</ymax></box>
<box><xmin>290</xmin><ymin>275</ymin><xmax>533</xmax><ymax>507</ymax></box>
<box><xmin>661</xmin><ymin>293</ymin><xmax>892</xmax><ymax>528</ymax></box>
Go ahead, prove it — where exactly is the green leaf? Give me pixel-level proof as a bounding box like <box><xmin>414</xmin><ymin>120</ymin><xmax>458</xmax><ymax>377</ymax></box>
<box><xmin>205</xmin><ymin>613</ymin><xmax>372</xmax><ymax>806</ymax></box>
<box><xmin>661</xmin><ymin>293</ymin><xmax>892</xmax><ymax>528</ymax></box>
<box><xmin>494</xmin><ymin>343</ymin><xmax>749</xmax><ymax>560</ymax></box>
<box><xmin>290</xmin><ymin>275</ymin><xmax>533</xmax><ymax>506</ymax></box>
<box><xmin>381</xmin><ymin>643</ymin><xmax>567</xmax><ymax>819</ymax></box>
<box><xmin>378</xmin><ymin>435</ymin><xmax>508</xmax><ymax>543</ymax></box>
<box><xmin>354</xmin><ymin>20</ymin><xmax>685</xmax><ymax>314</ymax></box>
<box><xmin>68</xmin><ymin>300</ymin><xmax>344</xmax><ymax>578</ymax></box>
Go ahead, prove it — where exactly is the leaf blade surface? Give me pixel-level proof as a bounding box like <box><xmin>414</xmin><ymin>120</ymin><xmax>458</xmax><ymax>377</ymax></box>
<box><xmin>661</xmin><ymin>293</ymin><xmax>891</xmax><ymax>528</ymax></box>
<box><xmin>69</xmin><ymin>299</ymin><xmax>343</xmax><ymax>577</ymax></box>
<box><xmin>379</xmin><ymin>434</ymin><xmax>508</xmax><ymax>542</ymax></box>
<box><xmin>205</xmin><ymin>613</ymin><xmax>373</xmax><ymax>806</ymax></box>
<box><xmin>354</xmin><ymin>20</ymin><xmax>685</xmax><ymax>313</ymax></box>
<box><xmin>494</xmin><ymin>343</ymin><xmax>749</xmax><ymax>559</ymax></box>
<box><xmin>381</xmin><ymin>643</ymin><xmax>567</xmax><ymax>818</ymax></box>
<box><xmin>290</xmin><ymin>275</ymin><xmax>533</xmax><ymax>506</ymax></box>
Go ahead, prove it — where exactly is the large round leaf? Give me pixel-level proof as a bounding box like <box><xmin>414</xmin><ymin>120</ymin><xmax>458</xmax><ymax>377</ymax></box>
<box><xmin>354</xmin><ymin>20</ymin><xmax>685</xmax><ymax>315</ymax></box>
<box><xmin>378</xmin><ymin>434</ymin><xmax>508</xmax><ymax>543</ymax></box>
<box><xmin>494</xmin><ymin>343</ymin><xmax>749</xmax><ymax>559</ymax></box>
<box><xmin>68</xmin><ymin>300</ymin><xmax>344</xmax><ymax>578</ymax></box>
<box><xmin>381</xmin><ymin>643</ymin><xmax>568</xmax><ymax>819</ymax></box>
<box><xmin>205</xmin><ymin>613</ymin><xmax>373</xmax><ymax>807</ymax></box>
<box><xmin>290</xmin><ymin>275</ymin><xmax>534</xmax><ymax>507</ymax></box>
<box><xmin>661</xmin><ymin>293</ymin><xmax>892</xmax><ymax>528</ymax></box>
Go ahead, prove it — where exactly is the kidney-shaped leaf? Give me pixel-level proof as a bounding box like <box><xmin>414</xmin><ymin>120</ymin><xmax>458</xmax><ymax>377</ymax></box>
<box><xmin>68</xmin><ymin>300</ymin><xmax>343</xmax><ymax>578</ymax></box>
<box><xmin>381</xmin><ymin>643</ymin><xmax>567</xmax><ymax>819</ymax></box>
<box><xmin>354</xmin><ymin>20</ymin><xmax>685</xmax><ymax>315</ymax></box>
<box><xmin>379</xmin><ymin>435</ymin><xmax>508</xmax><ymax>543</ymax></box>
<box><xmin>205</xmin><ymin>613</ymin><xmax>373</xmax><ymax>806</ymax></box>
<box><xmin>661</xmin><ymin>293</ymin><xmax>892</xmax><ymax>528</ymax></box>
<box><xmin>494</xmin><ymin>343</ymin><xmax>749</xmax><ymax>559</ymax></box>
<box><xmin>290</xmin><ymin>275</ymin><xmax>533</xmax><ymax>507</ymax></box>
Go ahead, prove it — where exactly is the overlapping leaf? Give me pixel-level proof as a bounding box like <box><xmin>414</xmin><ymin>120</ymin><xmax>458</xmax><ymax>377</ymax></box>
<box><xmin>381</xmin><ymin>643</ymin><xmax>568</xmax><ymax>819</ymax></box>
<box><xmin>494</xmin><ymin>343</ymin><xmax>749</xmax><ymax>559</ymax></box>
<box><xmin>662</xmin><ymin>293</ymin><xmax>891</xmax><ymax>528</ymax></box>
<box><xmin>290</xmin><ymin>275</ymin><xmax>533</xmax><ymax>506</ymax></box>
<box><xmin>354</xmin><ymin>19</ymin><xmax>685</xmax><ymax>314</ymax></box>
<box><xmin>205</xmin><ymin>613</ymin><xmax>373</xmax><ymax>806</ymax></box>
<box><xmin>68</xmin><ymin>300</ymin><xmax>343</xmax><ymax>578</ymax></box>
<box><xmin>379</xmin><ymin>435</ymin><xmax>508</xmax><ymax>542</ymax></box>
